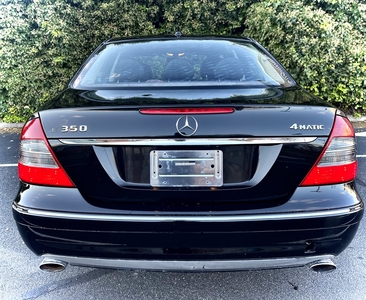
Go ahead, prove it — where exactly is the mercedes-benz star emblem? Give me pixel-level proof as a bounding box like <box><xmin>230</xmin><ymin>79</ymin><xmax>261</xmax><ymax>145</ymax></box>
<box><xmin>176</xmin><ymin>116</ymin><xmax>198</xmax><ymax>137</ymax></box>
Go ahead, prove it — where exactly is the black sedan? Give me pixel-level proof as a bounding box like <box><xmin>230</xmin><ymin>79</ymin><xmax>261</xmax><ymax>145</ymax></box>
<box><xmin>12</xmin><ymin>36</ymin><xmax>363</xmax><ymax>273</ymax></box>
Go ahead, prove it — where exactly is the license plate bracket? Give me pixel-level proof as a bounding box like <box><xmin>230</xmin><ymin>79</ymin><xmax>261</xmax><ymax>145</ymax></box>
<box><xmin>150</xmin><ymin>150</ymin><xmax>223</xmax><ymax>187</ymax></box>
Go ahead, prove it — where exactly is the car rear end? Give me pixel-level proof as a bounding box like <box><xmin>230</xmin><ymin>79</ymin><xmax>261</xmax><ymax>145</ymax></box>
<box><xmin>12</xmin><ymin>37</ymin><xmax>363</xmax><ymax>272</ymax></box>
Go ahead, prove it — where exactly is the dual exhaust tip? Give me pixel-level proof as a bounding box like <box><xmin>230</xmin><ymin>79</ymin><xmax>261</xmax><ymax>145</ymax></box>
<box><xmin>39</xmin><ymin>258</ymin><xmax>67</xmax><ymax>272</ymax></box>
<box><xmin>309</xmin><ymin>259</ymin><xmax>337</xmax><ymax>273</ymax></box>
<box><xmin>39</xmin><ymin>258</ymin><xmax>337</xmax><ymax>273</ymax></box>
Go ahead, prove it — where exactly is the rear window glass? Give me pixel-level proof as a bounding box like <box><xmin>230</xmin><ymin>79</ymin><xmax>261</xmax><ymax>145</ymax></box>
<box><xmin>72</xmin><ymin>39</ymin><xmax>295</xmax><ymax>89</ymax></box>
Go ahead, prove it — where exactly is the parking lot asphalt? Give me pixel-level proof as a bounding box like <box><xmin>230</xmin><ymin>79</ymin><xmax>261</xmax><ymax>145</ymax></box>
<box><xmin>1</xmin><ymin>122</ymin><xmax>366</xmax><ymax>300</ymax></box>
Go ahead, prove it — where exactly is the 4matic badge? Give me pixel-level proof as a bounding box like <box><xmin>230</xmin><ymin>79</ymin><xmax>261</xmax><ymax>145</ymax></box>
<box><xmin>290</xmin><ymin>123</ymin><xmax>325</xmax><ymax>130</ymax></box>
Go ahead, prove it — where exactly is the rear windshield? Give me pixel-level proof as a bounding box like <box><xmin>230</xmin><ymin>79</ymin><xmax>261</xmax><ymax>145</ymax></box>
<box><xmin>72</xmin><ymin>39</ymin><xmax>295</xmax><ymax>89</ymax></box>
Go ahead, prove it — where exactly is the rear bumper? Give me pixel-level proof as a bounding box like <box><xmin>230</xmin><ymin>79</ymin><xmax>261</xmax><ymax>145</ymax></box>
<box><xmin>12</xmin><ymin>203</ymin><xmax>363</xmax><ymax>222</ymax></box>
<box><xmin>40</xmin><ymin>254</ymin><xmax>335</xmax><ymax>272</ymax></box>
<box><xmin>12</xmin><ymin>183</ymin><xmax>364</xmax><ymax>271</ymax></box>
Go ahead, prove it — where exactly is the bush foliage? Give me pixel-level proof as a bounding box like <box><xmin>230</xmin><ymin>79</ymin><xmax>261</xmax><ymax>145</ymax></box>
<box><xmin>245</xmin><ymin>0</ymin><xmax>366</xmax><ymax>115</ymax></box>
<box><xmin>0</xmin><ymin>0</ymin><xmax>365</xmax><ymax>121</ymax></box>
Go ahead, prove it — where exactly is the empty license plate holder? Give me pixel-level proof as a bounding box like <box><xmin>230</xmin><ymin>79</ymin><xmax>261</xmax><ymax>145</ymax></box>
<box><xmin>150</xmin><ymin>150</ymin><xmax>223</xmax><ymax>187</ymax></box>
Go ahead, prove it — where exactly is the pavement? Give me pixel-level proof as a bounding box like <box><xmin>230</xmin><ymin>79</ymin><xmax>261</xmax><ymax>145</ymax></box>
<box><xmin>1</xmin><ymin>118</ymin><xmax>366</xmax><ymax>299</ymax></box>
<box><xmin>347</xmin><ymin>116</ymin><xmax>366</xmax><ymax>132</ymax></box>
<box><xmin>0</xmin><ymin>122</ymin><xmax>23</xmax><ymax>133</ymax></box>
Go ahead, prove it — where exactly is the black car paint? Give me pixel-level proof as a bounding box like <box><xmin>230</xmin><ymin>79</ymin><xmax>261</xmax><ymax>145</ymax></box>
<box><xmin>14</xmin><ymin>183</ymin><xmax>361</xmax><ymax>216</ymax></box>
<box><xmin>12</xmin><ymin>37</ymin><xmax>363</xmax><ymax>270</ymax></box>
<box><xmin>13</xmin><ymin>183</ymin><xmax>363</xmax><ymax>260</ymax></box>
<box><xmin>39</xmin><ymin>86</ymin><xmax>335</xmax><ymax>140</ymax></box>
<box><xmin>47</xmin><ymin>140</ymin><xmax>326</xmax><ymax>206</ymax></box>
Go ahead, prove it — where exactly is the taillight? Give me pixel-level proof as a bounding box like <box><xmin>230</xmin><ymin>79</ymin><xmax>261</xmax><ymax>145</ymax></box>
<box><xmin>18</xmin><ymin>118</ymin><xmax>75</xmax><ymax>187</ymax></box>
<box><xmin>300</xmin><ymin>115</ymin><xmax>357</xmax><ymax>186</ymax></box>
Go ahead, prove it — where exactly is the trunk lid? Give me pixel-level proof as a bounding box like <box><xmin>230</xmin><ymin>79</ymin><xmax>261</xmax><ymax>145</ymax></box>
<box><xmin>38</xmin><ymin>87</ymin><xmax>336</xmax><ymax>210</ymax></box>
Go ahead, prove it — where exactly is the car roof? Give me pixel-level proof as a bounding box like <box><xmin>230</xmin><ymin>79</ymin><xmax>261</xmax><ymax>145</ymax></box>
<box><xmin>105</xmin><ymin>35</ymin><xmax>254</xmax><ymax>45</ymax></box>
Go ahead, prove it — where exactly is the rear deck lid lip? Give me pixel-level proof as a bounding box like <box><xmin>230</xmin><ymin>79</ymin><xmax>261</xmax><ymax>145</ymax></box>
<box><xmin>39</xmin><ymin>104</ymin><xmax>336</xmax><ymax>139</ymax></box>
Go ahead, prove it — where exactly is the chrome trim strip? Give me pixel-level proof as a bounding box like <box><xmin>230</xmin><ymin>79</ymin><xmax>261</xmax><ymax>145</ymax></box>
<box><xmin>41</xmin><ymin>254</ymin><xmax>335</xmax><ymax>271</ymax></box>
<box><xmin>13</xmin><ymin>203</ymin><xmax>363</xmax><ymax>222</ymax></box>
<box><xmin>58</xmin><ymin>137</ymin><xmax>317</xmax><ymax>146</ymax></box>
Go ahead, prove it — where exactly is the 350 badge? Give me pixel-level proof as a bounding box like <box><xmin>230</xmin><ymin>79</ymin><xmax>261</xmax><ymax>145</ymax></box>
<box><xmin>61</xmin><ymin>125</ymin><xmax>88</xmax><ymax>132</ymax></box>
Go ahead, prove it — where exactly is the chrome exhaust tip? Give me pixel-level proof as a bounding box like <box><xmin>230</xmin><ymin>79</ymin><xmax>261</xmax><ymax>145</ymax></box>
<box><xmin>40</xmin><ymin>258</ymin><xmax>68</xmax><ymax>272</ymax></box>
<box><xmin>309</xmin><ymin>259</ymin><xmax>336</xmax><ymax>273</ymax></box>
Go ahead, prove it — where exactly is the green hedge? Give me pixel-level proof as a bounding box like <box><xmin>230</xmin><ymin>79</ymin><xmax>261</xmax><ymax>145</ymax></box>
<box><xmin>244</xmin><ymin>0</ymin><xmax>366</xmax><ymax>115</ymax></box>
<box><xmin>0</xmin><ymin>0</ymin><xmax>159</xmax><ymax>121</ymax></box>
<box><xmin>0</xmin><ymin>0</ymin><xmax>365</xmax><ymax>122</ymax></box>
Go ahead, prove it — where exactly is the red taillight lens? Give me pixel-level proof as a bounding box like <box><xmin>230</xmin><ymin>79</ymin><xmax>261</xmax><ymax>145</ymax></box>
<box><xmin>18</xmin><ymin>118</ymin><xmax>75</xmax><ymax>187</ymax></box>
<box><xmin>139</xmin><ymin>108</ymin><xmax>234</xmax><ymax>114</ymax></box>
<box><xmin>300</xmin><ymin>115</ymin><xmax>357</xmax><ymax>186</ymax></box>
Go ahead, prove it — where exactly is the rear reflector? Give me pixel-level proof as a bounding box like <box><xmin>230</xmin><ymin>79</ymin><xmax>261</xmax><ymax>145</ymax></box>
<box><xmin>300</xmin><ymin>115</ymin><xmax>357</xmax><ymax>186</ymax></box>
<box><xmin>139</xmin><ymin>108</ymin><xmax>234</xmax><ymax>114</ymax></box>
<box><xmin>18</xmin><ymin>118</ymin><xmax>75</xmax><ymax>187</ymax></box>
